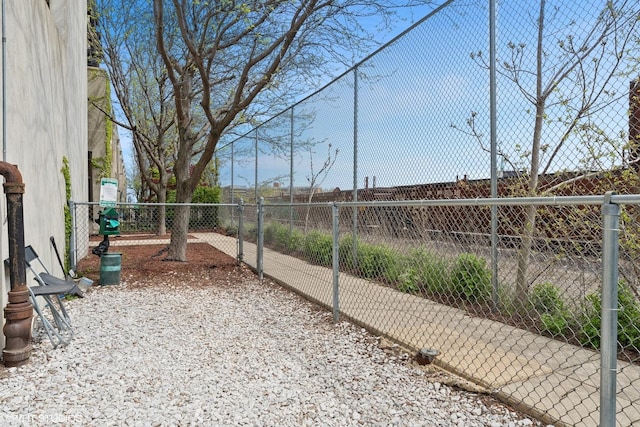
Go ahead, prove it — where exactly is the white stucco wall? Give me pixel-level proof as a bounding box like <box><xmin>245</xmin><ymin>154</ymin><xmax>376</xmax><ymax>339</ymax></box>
<box><xmin>0</xmin><ymin>1</ymin><xmax>87</xmax><ymax>350</ymax></box>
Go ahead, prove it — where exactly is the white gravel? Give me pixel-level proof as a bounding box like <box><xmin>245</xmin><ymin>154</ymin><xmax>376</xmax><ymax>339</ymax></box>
<box><xmin>0</xmin><ymin>275</ymin><xmax>548</xmax><ymax>427</ymax></box>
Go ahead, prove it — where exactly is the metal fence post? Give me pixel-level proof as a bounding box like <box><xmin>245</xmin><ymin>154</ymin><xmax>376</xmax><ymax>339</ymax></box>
<box><xmin>237</xmin><ymin>199</ymin><xmax>244</xmax><ymax>265</ymax></box>
<box><xmin>332</xmin><ymin>202</ymin><xmax>340</xmax><ymax>323</ymax></box>
<box><xmin>68</xmin><ymin>200</ymin><xmax>77</xmax><ymax>271</ymax></box>
<box><xmin>257</xmin><ymin>197</ymin><xmax>264</xmax><ymax>280</ymax></box>
<box><xmin>230</xmin><ymin>142</ymin><xmax>235</xmax><ymax>225</ymax></box>
<box><xmin>254</xmin><ymin>130</ymin><xmax>259</xmax><ymax>203</ymax></box>
<box><xmin>600</xmin><ymin>191</ymin><xmax>620</xmax><ymax>427</ymax></box>
<box><xmin>352</xmin><ymin>67</ymin><xmax>359</xmax><ymax>268</ymax></box>
<box><xmin>289</xmin><ymin>107</ymin><xmax>294</xmax><ymax>233</ymax></box>
<box><xmin>489</xmin><ymin>0</ymin><xmax>499</xmax><ymax>311</ymax></box>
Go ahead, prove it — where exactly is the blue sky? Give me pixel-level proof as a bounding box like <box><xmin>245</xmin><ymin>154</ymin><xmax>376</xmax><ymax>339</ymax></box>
<box><xmin>219</xmin><ymin>0</ymin><xmax>637</xmax><ymax>192</ymax></box>
<box><xmin>116</xmin><ymin>0</ymin><xmax>636</xmax><ymax>196</ymax></box>
<box><xmin>117</xmin><ymin>2</ymin><xmax>443</xmax><ymax>189</ymax></box>
<box><xmin>220</xmin><ymin>0</ymin><xmax>489</xmax><ymax>190</ymax></box>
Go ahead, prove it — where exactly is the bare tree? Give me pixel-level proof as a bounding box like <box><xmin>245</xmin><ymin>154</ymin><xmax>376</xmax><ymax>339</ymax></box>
<box><xmin>152</xmin><ymin>0</ymin><xmax>434</xmax><ymax>261</ymax></box>
<box><xmin>304</xmin><ymin>144</ymin><xmax>339</xmax><ymax>232</ymax></box>
<box><xmin>97</xmin><ymin>0</ymin><xmax>183</xmax><ymax>235</ymax></box>
<box><xmin>468</xmin><ymin>0</ymin><xmax>640</xmax><ymax>299</ymax></box>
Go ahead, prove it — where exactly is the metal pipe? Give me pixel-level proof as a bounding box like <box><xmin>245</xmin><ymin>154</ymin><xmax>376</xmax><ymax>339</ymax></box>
<box><xmin>332</xmin><ymin>202</ymin><xmax>340</xmax><ymax>323</ymax></box>
<box><xmin>69</xmin><ymin>200</ymin><xmax>77</xmax><ymax>271</ymax></box>
<box><xmin>230</xmin><ymin>142</ymin><xmax>235</xmax><ymax>226</ymax></box>
<box><xmin>268</xmin><ymin>194</ymin><xmax>615</xmax><ymax>209</ymax></box>
<box><xmin>237</xmin><ymin>199</ymin><xmax>244</xmax><ymax>265</ymax></box>
<box><xmin>258</xmin><ymin>194</ymin><xmax>640</xmax><ymax>210</ymax></box>
<box><xmin>254</xmin><ymin>130</ymin><xmax>258</xmax><ymax>203</ymax></box>
<box><xmin>2</xmin><ymin>0</ymin><xmax>6</xmax><ymax>162</ymax></box>
<box><xmin>289</xmin><ymin>107</ymin><xmax>294</xmax><ymax>233</ymax></box>
<box><xmin>489</xmin><ymin>0</ymin><xmax>499</xmax><ymax>311</ymax></box>
<box><xmin>351</xmin><ymin>67</ymin><xmax>359</xmax><ymax>267</ymax></box>
<box><xmin>256</xmin><ymin>197</ymin><xmax>264</xmax><ymax>280</ymax></box>
<box><xmin>600</xmin><ymin>191</ymin><xmax>619</xmax><ymax>427</ymax></box>
<box><xmin>1</xmin><ymin>162</ymin><xmax>32</xmax><ymax>366</ymax></box>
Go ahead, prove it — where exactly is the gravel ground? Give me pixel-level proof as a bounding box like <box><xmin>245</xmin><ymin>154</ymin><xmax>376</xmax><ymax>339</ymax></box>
<box><xmin>0</xmin><ymin>272</ymin><xmax>549</xmax><ymax>427</ymax></box>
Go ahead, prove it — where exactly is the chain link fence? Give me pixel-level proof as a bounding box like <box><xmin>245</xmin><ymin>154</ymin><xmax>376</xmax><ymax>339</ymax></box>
<box><xmin>216</xmin><ymin>0</ymin><xmax>640</xmax><ymax>205</ymax></box>
<box><xmin>69</xmin><ymin>193</ymin><xmax>640</xmax><ymax>425</ymax></box>
<box><xmin>69</xmin><ymin>202</ymin><xmax>242</xmax><ymax>268</ymax></box>
<box><xmin>69</xmin><ymin>0</ymin><xmax>640</xmax><ymax>425</ymax></box>
<box><xmin>247</xmin><ymin>194</ymin><xmax>638</xmax><ymax>427</ymax></box>
<box><xmin>206</xmin><ymin>0</ymin><xmax>640</xmax><ymax>425</ymax></box>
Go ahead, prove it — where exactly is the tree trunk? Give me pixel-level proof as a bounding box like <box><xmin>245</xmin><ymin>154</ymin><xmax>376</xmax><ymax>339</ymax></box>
<box><xmin>514</xmin><ymin>98</ymin><xmax>544</xmax><ymax>301</ymax></box>
<box><xmin>167</xmin><ymin>204</ymin><xmax>190</xmax><ymax>261</ymax></box>
<box><xmin>515</xmin><ymin>204</ymin><xmax>537</xmax><ymax>300</ymax></box>
<box><xmin>167</xmin><ymin>180</ymin><xmax>192</xmax><ymax>261</ymax></box>
<box><xmin>514</xmin><ymin>0</ymin><xmax>545</xmax><ymax>302</ymax></box>
<box><xmin>303</xmin><ymin>188</ymin><xmax>316</xmax><ymax>233</ymax></box>
<box><xmin>157</xmin><ymin>191</ymin><xmax>167</xmax><ymax>236</ymax></box>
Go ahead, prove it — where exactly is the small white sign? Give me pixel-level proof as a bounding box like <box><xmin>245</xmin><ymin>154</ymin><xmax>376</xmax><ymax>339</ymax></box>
<box><xmin>99</xmin><ymin>178</ymin><xmax>118</xmax><ymax>207</ymax></box>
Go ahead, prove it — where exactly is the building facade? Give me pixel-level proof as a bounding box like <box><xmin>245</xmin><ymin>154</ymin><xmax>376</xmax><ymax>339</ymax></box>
<box><xmin>0</xmin><ymin>1</ymin><xmax>123</xmax><ymax>354</ymax></box>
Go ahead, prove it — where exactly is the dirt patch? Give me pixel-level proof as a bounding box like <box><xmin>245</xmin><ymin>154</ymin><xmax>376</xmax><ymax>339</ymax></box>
<box><xmin>76</xmin><ymin>242</ymin><xmax>244</xmax><ymax>288</ymax></box>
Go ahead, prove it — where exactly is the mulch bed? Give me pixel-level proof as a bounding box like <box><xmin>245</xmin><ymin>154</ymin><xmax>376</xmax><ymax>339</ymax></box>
<box><xmin>76</xmin><ymin>242</ymin><xmax>238</xmax><ymax>285</ymax></box>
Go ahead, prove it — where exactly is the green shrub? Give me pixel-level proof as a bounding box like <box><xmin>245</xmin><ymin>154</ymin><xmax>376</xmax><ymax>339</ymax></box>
<box><xmin>618</xmin><ymin>285</ymin><xmax>640</xmax><ymax>349</ymax></box>
<box><xmin>450</xmin><ymin>253</ymin><xmax>492</xmax><ymax>303</ymax></box>
<box><xmin>166</xmin><ymin>186</ymin><xmax>220</xmax><ymax>229</ymax></box>
<box><xmin>528</xmin><ymin>282</ymin><xmax>571</xmax><ymax>337</ymax></box>
<box><xmin>263</xmin><ymin>223</ymin><xmax>278</xmax><ymax>245</ymax></box>
<box><xmin>303</xmin><ymin>231</ymin><xmax>333</xmax><ymax>266</ymax></box>
<box><xmin>580</xmin><ymin>294</ymin><xmax>601</xmax><ymax>348</ymax></box>
<box><xmin>540</xmin><ymin>312</ymin><xmax>570</xmax><ymax>337</ymax></box>
<box><xmin>357</xmin><ymin>242</ymin><xmax>403</xmax><ymax>283</ymax></box>
<box><xmin>338</xmin><ymin>235</ymin><xmax>358</xmax><ymax>270</ymax></box>
<box><xmin>274</xmin><ymin>224</ymin><xmax>290</xmax><ymax>250</ymax></box>
<box><xmin>406</xmin><ymin>246</ymin><xmax>450</xmax><ymax>295</ymax></box>
<box><xmin>530</xmin><ymin>282</ymin><xmax>565</xmax><ymax>314</ymax></box>
<box><xmin>262</xmin><ymin>222</ymin><xmax>304</xmax><ymax>253</ymax></box>
<box><xmin>287</xmin><ymin>230</ymin><xmax>304</xmax><ymax>253</ymax></box>
<box><xmin>495</xmin><ymin>285</ymin><xmax>519</xmax><ymax>315</ymax></box>
<box><xmin>398</xmin><ymin>268</ymin><xmax>419</xmax><ymax>294</ymax></box>
<box><xmin>580</xmin><ymin>281</ymin><xmax>640</xmax><ymax>350</ymax></box>
<box><xmin>337</xmin><ymin>236</ymin><xmax>404</xmax><ymax>283</ymax></box>
<box><xmin>189</xmin><ymin>187</ymin><xmax>220</xmax><ymax>229</ymax></box>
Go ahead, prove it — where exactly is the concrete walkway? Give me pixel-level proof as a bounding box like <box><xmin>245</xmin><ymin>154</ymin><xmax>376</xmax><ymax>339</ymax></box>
<box><xmin>202</xmin><ymin>234</ymin><xmax>639</xmax><ymax>426</ymax></box>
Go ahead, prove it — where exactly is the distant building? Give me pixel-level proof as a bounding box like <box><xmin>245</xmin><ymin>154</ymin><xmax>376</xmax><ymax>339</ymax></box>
<box><xmin>87</xmin><ymin>67</ymin><xmax>127</xmax><ymax>228</ymax></box>
<box><xmin>221</xmin><ymin>185</ymin><xmax>249</xmax><ymax>203</ymax></box>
